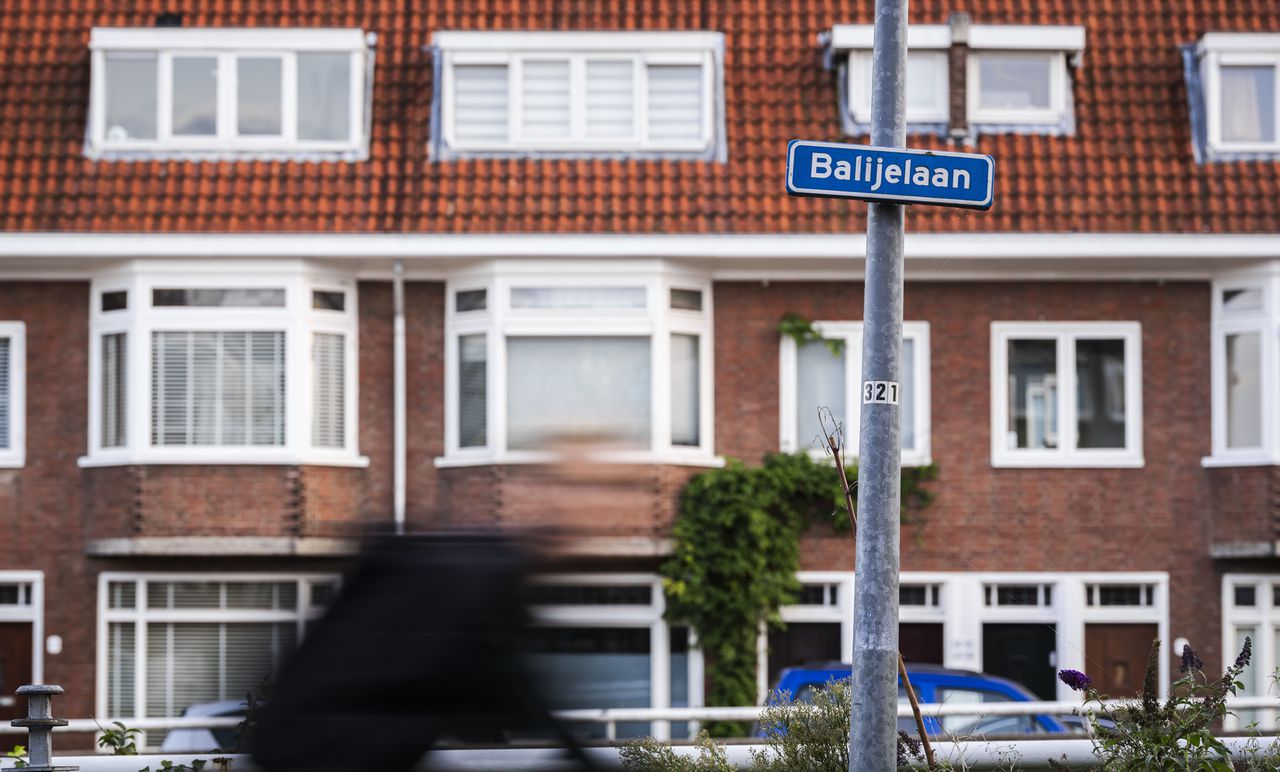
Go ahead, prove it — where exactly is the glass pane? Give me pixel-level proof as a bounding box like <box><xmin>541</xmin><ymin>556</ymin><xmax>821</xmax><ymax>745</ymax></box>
<box><xmin>455</xmin><ymin>289</ymin><xmax>487</xmax><ymax>312</ymax></box>
<box><xmin>152</xmin><ymin>288</ymin><xmax>285</xmax><ymax>307</ymax></box>
<box><xmin>902</xmin><ymin>337</ymin><xmax>916</xmax><ymax>450</ymax></box>
<box><xmin>453</xmin><ymin>64</ymin><xmax>509</xmax><ymax>142</ymax></box>
<box><xmin>670</xmin><ymin>288</ymin><xmax>703</xmax><ymax>311</ymax></box>
<box><xmin>586</xmin><ymin>60</ymin><xmax>635</xmax><ymax>138</ymax></box>
<box><xmin>104</xmin><ymin>53</ymin><xmax>157</xmax><ymax>141</ymax></box>
<box><xmin>172</xmin><ymin>57</ymin><xmax>218</xmax><ymax>136</ymax></box>
<box><xmin>107</xmin><ymin>622</ymin><xmax>136</xmax><ymax>718</ymax></box>
<box><xmin>905</xmin><ymin>52</ymin><xmax>944</xmax><ymax>113</ymax></box>
<box><xmin>311</xmin><ymin>290</ymin><xmax>345</xmax><ymax>311</ymax></box>
<box><xmin>1008</xmin><ymin>339</ymin><xmax>1057</xmax><ymax>449</ymax></box>
<box><xmin>670</xmin><ymin>626</ymin><xmax>690</xmax><ymax>740</ymax></box>
<box><xmin>1236</xmin><ymin>626</ymin><xmax>1258</xmax><ymax>726</ymax></box>
<box><xmin>311</xmin><ymin>333</ymin><xmax>345</xmax><ymax>449</ymax></box>
<box><xmin>510</xmin><ymin>286</ymin><xmax>645</xmax><ymax>309</ymax></box>
<box><xmin>1221</xmin><ymin>65</ymin><xmax>1276</xmax><ymax>143</ymax></box>
<box><xmin>1226</xmin><ymin>332</ymin><xmax>1262</xmax><ymax>448</ymax></box>
<box><xmin>0</xmin><ymin>339</ymin><xmax>9</xmax><ymax>449</ymax></box>
<box><xmin>506</xmin><ymin>337</ymin><xmax>650</xmax><ymax>450</ymax></box>
<box><xmin>102</xmin><ymin>332</ymin><xmax>127</xmax><ymax>448</ymax></box>
<box><xmin>237</xmin><ymin>57</ymin><xmax>283</xmax><ymax>136</ymax></box>
<box><xmin>1223</xmin><ymin>287</ymin><xmax>1263</xmax><ymax>314</ymax></box>
<box><xmin>521</xmin><ymin>60</ymin><xmax>570</xmax><ymax>139</ymax></box>
<box><xmin>979</xmin><ymin>53</ymin><xmax>1052</xmax><ymax>110</ymax></box>
<box><xmin>936</xmin><ymin>687</ymin><xmax>1039</xmax><ymax>735</ymax></box>
<box><xmin>523</xmin><ymin>627</ymin><xmax>652</xmax><ymax>740</ymax></box>
<box><xmin>297</xmin><ymin>53</ymin><xmax>350</xmax><ymax>141</ymax></box>
<box><xmin>1076</xmin><ymin>339</ymin><xmax>1126</xmax><ymax>449</ymax></box>
<box><xmin>671</xmin><ymin>334</ymin><xmax>699</xmax><ymax>447</ymax></box>
<box><xmin>459</xmin><ymin>334</ymin><xmax>487</xmax><ymax>448</ymax></box>
<box><xmin>102</xmin><ymin>290</ymin><xmax>128</xmax><ymax>312</ymax></box>
<box><xmin>1235</xmin><ymin>585</ymin><xmax>1257</xmax><ymax>607</ymax></box>
<box><xmin>524</xmin><ymin>585</ymin><xmax>652</xmax><ymax>606</ymax></box>
<box><xmin>647</xmin><ymin>64</ymin><xmax>703</xmax><ymax>143</ymax></box>
<box><xmin>796</xmin><ymin>340</ymin><xmax>845</xmax><ymax>452</ymax></box>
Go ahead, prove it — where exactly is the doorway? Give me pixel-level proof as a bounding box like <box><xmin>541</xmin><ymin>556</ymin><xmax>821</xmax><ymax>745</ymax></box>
<box><xmin>983</xmin><ymin>623</ymin><xmax>1057</xmax><ymax>699</ymax></box>
<box><xmin>1084</xmin><ymin>623</ymin><xmax>1158</xmax><ymax>698</ymax></box>
<box><xmin>900</xmin><ymin>623</ymin><xmax>944</xmax><ymax>665</ymax></box>
<box><xmin>766</xmin><ymin>622</ymin><xmax>841</xmax><ymax>689</ymax></box>
<box><xmin>0</xmin><ymin>623</ymin><xmax>32</xmax><ymax>721</ymax></box>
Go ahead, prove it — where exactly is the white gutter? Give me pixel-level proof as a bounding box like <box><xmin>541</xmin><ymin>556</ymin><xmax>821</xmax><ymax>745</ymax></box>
<box><xmin>392</xmin><ymin>260</ymin><xmax>407</xmax><ymax>536</ymax></box>
<box><xmin>1</xmin><ymin>232</ymin><xmax>1280</xmax><ymax>260</ymax></box>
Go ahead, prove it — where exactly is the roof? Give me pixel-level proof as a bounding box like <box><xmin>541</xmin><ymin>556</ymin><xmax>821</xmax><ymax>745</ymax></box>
<box><xmin>1</xmin><ymin>2</ymin><xmax>1278</xmax><ymax>235</ymax></box>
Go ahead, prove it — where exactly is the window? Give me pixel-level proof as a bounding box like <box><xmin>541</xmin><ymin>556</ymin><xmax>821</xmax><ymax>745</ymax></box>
<box><xmin>88</xmin><ymin>28</ymin><xmax>371</xmax><ymax>158</ymax></box>
<box><xmin>847</xmin><ymin>50</ymin><xmax>949</xmax><ymax>125</ymax></box>
<box><xmin>990</xmin><ymin>322</ymin><xmax>1142</xmax><ymax>467</ymax></box>
<box><xmin>779</xmin><ymin>321</ymin><xmax>931</xmax><ymax>466</ymax></box>
<box><xmin>435</xmin><ymin>31</ymin><xmax>722</xmax><ymax>156</ymax></box>
<box><xmin>0</xmin><ymin>323</ymin><xmax>25</xmax><ymax>467</ymax></box>
<box><xmin>442</xmin><ymin>268</ymin><xmax>714</xmax><ymax>465</ymax></box>
<box><xmin>968</xmin><ymin>51</ymin><xmax>1069</xmax><ymax>125</ymax></box>
<box><xmin>1208</xmin><ymin>278</ymin><xmax>1280</xmax><ymax>464</ymax></box>
<box><xmin>98</xmin><ymin>574</ymin><xmax>335</xmax><ymax>747</ymax></box>
<box><xmin>984</xmin><ymin>583</ymin><xmax>1053</xmax><ymax>608</ymax></box>
<box><xmin>86</xmin><ymin>267</ymin><xmax>361</xmax><ymax>466</ymax></box>
<box><xmin>1221</xmin><ymin>574</ymin><xmax>1280</xmax><ymax>730</ymax></box>
<box><xmin>1085</xmin><ymin>583</ymin><xmax>1155</xmax><ymax>608</ymax></box>
<box><xmin>1198</xmin><ymin>34</ymin><xmax>1280</xmax><ymax>155</ymax></box>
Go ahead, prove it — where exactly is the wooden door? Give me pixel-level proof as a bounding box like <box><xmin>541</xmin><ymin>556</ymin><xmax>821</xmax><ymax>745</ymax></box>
<box><xmin>0</xmin><ymin>624</ymin><xmax>32</xmax><ymax>721</ymax></box>
<box><xmin>1085</xmin><ymin>623</ymin><xmax>1158</xmax><ymax>698</ymax></box>
<box><xmin>766</xmin><ymin>622</ymin><xmax>841</xmax><ymax>691</ymax></box>
<box><xmin>900</xmin><ymin>623</ymin><xmax>944</xmax><ymax>665</ymax></box>
<box><xmin>983</xmin><ymin>623</ymin><xmax>1058</xmax><ymax>699</ymax></box>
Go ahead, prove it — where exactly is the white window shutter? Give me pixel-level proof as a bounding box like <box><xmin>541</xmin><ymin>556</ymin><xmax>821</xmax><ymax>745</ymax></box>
<box><xmin>0</xmin><ymin>337</ymin><xmax>9</xmax><ymax>449</ymax></box>
<box><xmin>646</xmin><ymin>63</ymin><xmax>704</xmax><ymax>143</ymax></box>
<box><xmin>585</xmin><ymin>60</ymin><xmax>635</xmax><ymax>138</ymax></box>
<box><xmin>521</xmin><ymin>60</ymin><xmax>571</xmax><ymax>138</ymax></box>
<box><xmin>102</xmin><ymin>333</ymin><xmax>127</xmax><ymax>448</ymax></box>
<box><xmin>453</xmin><ymin>64</ymin><xmax>510</xmax><ymax>142</ymax></box>
<box><xmin>312</xmin><ymin>333</ymin><xmax>345</xmax><ymax>449</ymax></box>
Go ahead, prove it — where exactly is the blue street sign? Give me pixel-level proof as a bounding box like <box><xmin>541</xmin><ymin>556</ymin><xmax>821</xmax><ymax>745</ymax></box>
<box><xmin>786</xmin><ymin>140</ymin><xmax>994</xmax><ymax>210</ymax></box>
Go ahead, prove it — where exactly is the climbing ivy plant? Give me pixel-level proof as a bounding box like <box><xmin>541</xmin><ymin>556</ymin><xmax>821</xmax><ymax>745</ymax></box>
<box><xmin>661</xmin><ymin>452</ymin><xmax>936</xmax><ymax>736</ymax></box>
<box><xmin>777</xmin><ymin>312</ymin><xmax>845</xmax><ymax>356</ymax></box>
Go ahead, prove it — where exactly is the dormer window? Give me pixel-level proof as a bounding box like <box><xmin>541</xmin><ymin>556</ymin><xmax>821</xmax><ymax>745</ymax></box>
<box><xmin>1196</xmin><ymin>34</ymin><xmax>1280</xmax><ymax>158</ymax></box>
<box><xmin>830</xmin><ymin>23</ymin><xmax>1084</xmax><ymax>137</ymax></box>
<box><xmin>87</xmin><ymin>28</ymin><xmax>373</xmax><ymax>160</ymax></box>
<box><xmin>432</xmin><ymin>31</ymin><xmax>724</xmax><ymax>159</ymax></box>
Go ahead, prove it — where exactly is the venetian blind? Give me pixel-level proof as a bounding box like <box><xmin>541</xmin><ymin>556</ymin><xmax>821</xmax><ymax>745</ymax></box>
<box><xmin>311</xmin><ymin>333</ymin><xmax>345</xmax><ymax>449</ymax></box>
<box><xmin>150</xmin><ymin>331</ymin><xmax>286</xmax><ymax>446</ymax></box>
<box><xmin>102</xmin><ymin>333</ymin><xmax>127</xmax><ymax>448</ymax></box>
<box><xmin>585</xmin><ymin>60</ymin><xmax>635</xmax><ymax>138</ymax></box>
<box><xmin>144</xmin><ymin>621</ymin><xmax>296</xmax><ymax>718</ymax></box>
<box><xmin>521</xmin><ymin>60</ymin><xmax>571</xmax><ymax>138</ymax></box>
<box><xmin>0</xmin><ymin>337</ymin><xmax>8</xmax><ymax>449</ymax></box>
<box><xmin>107</xmin><ymin>622</ymin><xmax>136</xmax><ymax>718</ymax></box>
<box><xmin>646</xmin><ymin>64</ymin><xmax>703</xmax><ymax>143</ymax></box>
<box><xmin>453</xmin><ymin>64</ymin><xmax>510</xmax><ymax>142</ymax></box>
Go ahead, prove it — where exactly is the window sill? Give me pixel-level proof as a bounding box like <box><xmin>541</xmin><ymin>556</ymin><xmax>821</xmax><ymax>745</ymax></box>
<box><xmin>0</xmin><ymin>456</ymin><xmax>24</xmax><ymax>469</ymax></box>
<box><xmin>78</xmin><ymin>453</ymin><xmax>371</xmax><ymax>469</ymax></box>
<box><xmin>434</xmin><ymin>451</ymin><xmax>726</xmax><ymax>469</ymax></box>
<box><xmin>991</xmin><ymin>454</ymin><xmax>1144</xmax><ymax>469</ymax></box>
<box><xmin>1201</xmin><ymin>454</ymin><xmax>1280</xmax><ymax>468</ymax></box>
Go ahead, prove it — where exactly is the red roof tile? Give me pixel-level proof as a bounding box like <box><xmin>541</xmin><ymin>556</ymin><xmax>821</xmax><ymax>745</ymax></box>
<box><xmin>0</xmin><ymin>2</ymin><xmax>1277</xmax><ymax>234</ymax></box>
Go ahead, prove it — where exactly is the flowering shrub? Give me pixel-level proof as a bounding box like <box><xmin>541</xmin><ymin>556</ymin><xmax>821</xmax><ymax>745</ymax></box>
<box><xmin>1060</xmin><ymin>636</ymin><xmax>1259</xmax><ymax>770</ymax></box>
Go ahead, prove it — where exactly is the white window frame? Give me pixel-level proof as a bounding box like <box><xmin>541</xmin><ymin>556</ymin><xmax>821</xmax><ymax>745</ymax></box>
<box><xmin>967</xmin><ymin>50</ymin><xmax>1070</xmax><ymax>126</ymax></box>
<box><xmin>0</xmin><ymin>572</ymin><xmax>45</xmax><ymax>686</ymax></box>
<box><xmin>527</xmin><ymin>573</ymin><xmax>704</xmax><ymax>742</ymax></box>
<box><xmin>847</xmin><ymin>50</ymin><xmax>949</xmax><ymax>124</ymax></box>
<box><xmin>1199</xmin><ymin>34</ymin><xmax>1280</xmax><ymax>154</ymax></box>
<box><xmin>990</xmin><ymin>322</ymin><xmax>1143</xmax><ymax>468</ymax></box>
<box><xmin>771</xmin><ymin>571</ymin><xmax>1168</xmax><ymax>704</ymax></box>
<box><xmin>437</xmin><ymin>31</ymin><xmax>718</xmax><ymax>153</ymax></box>
<box><xmin>0</xmin><ymin>322</ymin><xmax>25</xmax><ymax>468</ymax></box>
<box><xmin>87</xmin><ymin>28</ymin><xmax>369</xmax><ymax>157</ymax></box>
<box><xmin>1221</xmin><ymin>574</ymin><xmax>1280</xmax><ymax>730</ymax></box>
<box><xmin>82</xmin><ymin>261</ymin><xmax>364</xmax><ymax>468</ymax></box>
<box><xmin>439</xmin><ymin>261</ymin><xmax>719</xmax><ymax>468</ymax></box>
<box><xmin>778</xmin><ymin>321</ymin><xmax>931</xmax><ymax>467</ymax></box>
<box><xmin>95</xmin><ymin>572</ymin><xmax>337</xmax><ymax>737</ymax></box>
<box><xmin>1207</xmin><ymin>274</ymin><xmax>1277</xmax><ymax>465</ymax></box>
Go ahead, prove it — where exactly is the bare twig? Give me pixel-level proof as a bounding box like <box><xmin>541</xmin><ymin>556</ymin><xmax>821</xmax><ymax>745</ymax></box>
<box><xmin>820</xmin><ymin>408</ymin><xmax>936</xmax><ymax>770</ymax></box>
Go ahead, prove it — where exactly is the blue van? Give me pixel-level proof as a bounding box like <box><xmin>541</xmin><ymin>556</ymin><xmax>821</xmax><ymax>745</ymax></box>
<box><xmin>769</xmin><ymin>662</ymin><xmax>1069</xmax><ymax>736</ymax></box>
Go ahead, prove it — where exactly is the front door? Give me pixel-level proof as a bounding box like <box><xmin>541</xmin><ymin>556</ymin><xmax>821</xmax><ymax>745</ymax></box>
<box><xmin>0</xmin><ymin>624</ymin><xmax>32</xmax><ymax>721</ymax></box>
<box><xmin>766</xmin><ymin>622</ymin><xmax>841</xmax><ymax>690</ymax></box>
<box><xmin>1085</xmin><ymin>623</ymin><xmax>1158</xmax><ymax>697</ymax></box>
<box><xmin>900</xmin><ymin>623</ymin><xmax>944</xmax><ymax>665</ymax></box>
<box><xmin>983</xmin><ymin>623</ymin><xmax>1057</xmax><ymax>699</ymax></box>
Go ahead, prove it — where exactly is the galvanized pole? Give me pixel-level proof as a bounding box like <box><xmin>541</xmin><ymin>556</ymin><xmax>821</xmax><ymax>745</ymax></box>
<box><xmin>850</xmin><ymin>0</ymin><xmax>907</xmax><ymax>769</ymax></box>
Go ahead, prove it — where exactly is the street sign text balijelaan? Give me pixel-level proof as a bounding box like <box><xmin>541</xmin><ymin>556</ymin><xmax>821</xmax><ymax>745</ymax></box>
<box><xmin>786</xmin><ymin>140</ymin><xmax>994</xmax><ymax>210</ymax></box>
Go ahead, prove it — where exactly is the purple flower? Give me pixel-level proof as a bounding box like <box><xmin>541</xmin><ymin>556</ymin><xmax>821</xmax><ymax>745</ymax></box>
<box><xmin>1235</xmin><ymin>636</ymin><xmax>1253</xmax><ymax>670</ymax></box>
<box><xmin>1180</xmin><ymin>644</ymin><xmax>1204</xmax><ymax>673</ymax></box>
<box><xmin>1058</xmin><ymin>669</ymin><xmax>1093</xmax><ymax>692</ymax></box>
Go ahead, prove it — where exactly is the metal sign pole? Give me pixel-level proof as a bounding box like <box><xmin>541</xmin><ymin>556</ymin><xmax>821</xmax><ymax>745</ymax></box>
<box><xmin>850</xmin><ymin>0</ymin><xmax>908</xmax><ymax>769</ymax></box>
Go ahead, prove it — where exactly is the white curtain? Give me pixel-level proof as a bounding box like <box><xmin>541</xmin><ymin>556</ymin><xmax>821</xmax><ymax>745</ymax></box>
<box><xmin>796</xmin><ymin>340</ymin><xmax>845</xmax><ymax>452</ymax></box>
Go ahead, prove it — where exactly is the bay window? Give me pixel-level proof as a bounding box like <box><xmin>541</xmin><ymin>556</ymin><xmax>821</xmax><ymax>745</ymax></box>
<box><xmin>779</xmin><ymin>321</ymin><xmax>931</xmax><ymax>466</ymax></box>
<box><xmin>990</xmin><ymin>322</ymin><xmax>1143</xmax><ymax>467</ymax></box>
<box><xmin>85</xmin><ymin>264</ymin><xmax>361</xmax><ymax>466</ymax></box>
<box><xmin>442</xmin><ymin>266</ymin><xmax>714</xmax><ymax>465</ymax></box>
<box><xmin>88</xmin><ymin>28</ymin><xmax>372</xmax><ymax>158</ymax></box>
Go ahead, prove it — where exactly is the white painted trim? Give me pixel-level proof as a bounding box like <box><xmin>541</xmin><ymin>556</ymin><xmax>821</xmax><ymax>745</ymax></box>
<box><xmin>778</xmin><ymin>320</ymin><xmax>931</xmax><ymax>466</ymax></box>
<box><xmin>990</xmin><ymin>322</ymin><xmax>1144</xmax><ymax>468</ymax></box>
<box><xmin>0</xmin><ymin>572</ymin><xmax>44</xmax><ymax>685</ymax></box>
<box><xmin>1206</xmin><ymin>270</ymin><xmax>1280</xmax><ymax>465</ymax></box>
<box><xmin>3</xmin><ymin>232</ymin><xmax>1278</xmax><ymax>261</ymax></box>
<box><xmin>1199</xmin><ymin>33</ymin><xmax>1280</xmax><ymax>56</ymax></box>
<box><xmin>433</xmin><ymin>30</ymin><xmax>722</xmax><ymax>52</ymax></box>
<box><xmin>830</xmin><ymin>24</ymin><xmax>1084</xmax><ymax>53</ymax></box>
<box><xmin>91</xmin><ymin>28</ymin><xmax>366</xmax><ymax>51</ymax></box>
<box><xmin>1221</xmin><ymin>573</ymin><xmax>1280</xmax><ymax>731</ymax></box>
<box><xmin>1199</xmin><ymin>48</ymin><xmax>1280</xmax><ymax>158</ymax></box>
<box><xmin>772</xmin><ymin>571</ymin><xmax>1169</xmax><ymax>703</ymax></box>
<box><xmin>0</xmin><ymin>323</ymin><xmax>25</xmax><ymax>468</ymax></box>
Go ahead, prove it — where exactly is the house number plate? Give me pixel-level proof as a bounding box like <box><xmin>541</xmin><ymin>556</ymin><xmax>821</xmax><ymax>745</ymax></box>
<box><xmin>862</xmin><ymin>381</ymin><xmax>900</xmax><ymax>405</ymax></box>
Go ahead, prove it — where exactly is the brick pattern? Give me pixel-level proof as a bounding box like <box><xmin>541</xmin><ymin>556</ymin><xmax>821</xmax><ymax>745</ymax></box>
<box><xmin>714</xmin><ymin>279</ymin><xmax>1229</xmax><ymax>669</ymax></box>
<box><xmin>3</xmin><ymin>3</ymin><xmax>1280</xmax><ymax>233</ymax></box>
<box><xmin>1206</xmin><ymin>466</ymin><xmax>1280</xmax><ymax>548</ymax></box>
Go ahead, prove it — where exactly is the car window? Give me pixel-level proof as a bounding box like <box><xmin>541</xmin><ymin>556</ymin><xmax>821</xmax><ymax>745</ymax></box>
<box><xmin>934</xmin><ymin>687</ymin><xmax>1044</xmax><ymax>736</ymax></box>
